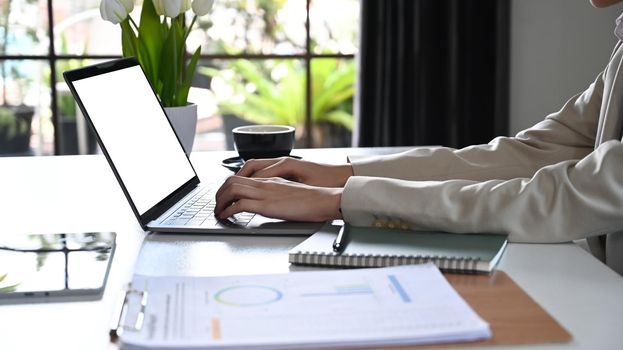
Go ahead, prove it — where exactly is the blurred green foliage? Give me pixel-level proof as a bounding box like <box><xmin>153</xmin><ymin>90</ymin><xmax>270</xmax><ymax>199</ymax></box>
<box><xmin>202</xmin><ymin>58</ymin><xmax>355</xmax><ymax>130</ymax></box>
<box><xmin>0</xmin><ymin>273</ymin><xmax>19</xmax><ymax>293</ymax></box>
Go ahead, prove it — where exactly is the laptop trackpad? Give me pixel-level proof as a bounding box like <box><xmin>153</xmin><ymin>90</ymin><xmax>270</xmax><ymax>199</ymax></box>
<box><xmin>245</xmin><ymin>215</ymin><xmax>323</xmax><ymax>235</ymax></box>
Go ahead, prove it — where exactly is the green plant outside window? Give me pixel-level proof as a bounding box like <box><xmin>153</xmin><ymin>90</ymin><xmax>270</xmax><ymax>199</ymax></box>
<box><xmin>202</xmin><ymin>58</ymin><xmax>355</xmax><ymax>131</ymax></box>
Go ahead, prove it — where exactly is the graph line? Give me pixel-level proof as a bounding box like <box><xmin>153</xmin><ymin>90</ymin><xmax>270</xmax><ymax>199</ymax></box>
<box><xmin>388</xmin><ymin>275</ymin><xmax>411</xmax><ymax>303</ymax></box>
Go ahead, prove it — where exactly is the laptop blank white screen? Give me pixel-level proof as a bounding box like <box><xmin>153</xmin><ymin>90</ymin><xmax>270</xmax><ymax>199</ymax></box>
<box><xmin>72</xmin><ymin>65</ymin><xmax>196</xmax><ymax>215</ymax></box>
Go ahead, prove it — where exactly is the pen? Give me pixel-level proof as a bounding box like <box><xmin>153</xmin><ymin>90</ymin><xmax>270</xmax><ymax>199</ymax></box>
<box><xmin>332</xmin><ymin>224</ymin><xmax>348</xmax><ymax>253</ymax></box>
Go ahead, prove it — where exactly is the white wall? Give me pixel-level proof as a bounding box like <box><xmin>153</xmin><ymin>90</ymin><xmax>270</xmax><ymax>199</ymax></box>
<box><xmin>509</xmin><ymin>0</ymin><xmax>623</xmax><ymax>135</ymax></box>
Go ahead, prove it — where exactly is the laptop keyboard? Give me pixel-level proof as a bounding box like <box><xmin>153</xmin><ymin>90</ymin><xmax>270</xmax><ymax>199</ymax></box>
<box><xmin>163</xmin><ymin>188</ymin><xmax>255</xmax><ymax>227</ymax></box>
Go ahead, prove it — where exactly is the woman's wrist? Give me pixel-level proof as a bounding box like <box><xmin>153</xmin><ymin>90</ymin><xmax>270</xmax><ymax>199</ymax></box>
<box><xmin>321</xmin><ymin>187</ymin><xmax>344</xmax><ymax>221</ymax></box>
<box><xmin>335</xmin><ymin>164</ymin><xmax>354</xmax><ymax>186</ymax></box>
<box><xmin>332</xmin><ymin>188</ymin><xmax>344</xmax><ymax>220</ymax></box>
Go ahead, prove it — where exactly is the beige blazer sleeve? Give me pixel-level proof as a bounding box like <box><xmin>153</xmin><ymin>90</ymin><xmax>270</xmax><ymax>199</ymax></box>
<box><xmin>349</xmin><ymin>70</ymin><xmax>604</xmax><ymax>183</ymax></box>
<box><xmin>341</xmin><ymin>67</ymin><xmax>623</xmax><ymax>243</ymax></box>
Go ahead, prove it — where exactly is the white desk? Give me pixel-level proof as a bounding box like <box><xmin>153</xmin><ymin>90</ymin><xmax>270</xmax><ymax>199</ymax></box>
<box><xmin>0</xmin><ymin>149</ymin><xmax>622</xmax><ymax>350</ymax></box>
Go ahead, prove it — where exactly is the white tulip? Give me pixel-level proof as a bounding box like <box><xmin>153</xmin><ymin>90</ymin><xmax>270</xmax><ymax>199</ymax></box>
<box><xmin>152</xmin><ymin>0</ymin><xmax>167</xmax><ymax>16</ymax></box>
<box><xmin>181</xmin><ymin>0</ymin><xmax>191</xmax><ymax>13</ymax></box>
<box><xmin>119</xmin><ymin>0</ymin><xmax>134</xmax><ymax>13</ymax></box>
<box><xmin>100</xmin><ymin>0</ymin><xmax>132</xmax><ymax>24</ymax></box>
<box><xmin>192</xmin><ymin>0</ymin><xmax>213</xmax><ymax>16</ymax></box>
<box><xmin>152</xmin><ymin>0</ymin><xmax>191</xmax><ymax>18</ymax></box>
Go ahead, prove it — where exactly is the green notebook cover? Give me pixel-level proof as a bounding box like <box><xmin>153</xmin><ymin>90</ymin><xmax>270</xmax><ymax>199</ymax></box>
<box><xmin>289</xmin><ymin>223</ymin><xmax>508</xmax><ymax>273</ymax></box>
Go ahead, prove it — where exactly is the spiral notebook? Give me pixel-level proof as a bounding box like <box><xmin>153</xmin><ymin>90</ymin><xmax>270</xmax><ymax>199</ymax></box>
<box><xmin>289</xmin><ymin>223</ymin><xmax>508</xmax><ymax>273</ymax></box>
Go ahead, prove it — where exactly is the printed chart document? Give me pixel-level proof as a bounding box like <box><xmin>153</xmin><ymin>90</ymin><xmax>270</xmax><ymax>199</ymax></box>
<box><xmin>120</xmin><ymin>264</ymin><xmax>491</xmax><ymax>349</ymax></box>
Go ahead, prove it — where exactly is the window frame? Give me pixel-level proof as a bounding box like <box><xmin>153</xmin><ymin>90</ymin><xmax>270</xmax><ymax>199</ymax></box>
<box><xmin>0</xmin><ymin>0</ymin><xmax>356</xmax><ymax>154</ymax></box>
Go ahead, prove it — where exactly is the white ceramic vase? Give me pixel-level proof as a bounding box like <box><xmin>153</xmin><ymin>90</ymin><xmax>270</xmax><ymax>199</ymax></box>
<box><xmin>164</xmin><ymin>103</ymin><xmax>197</xmax><ymax>156</ymax></box>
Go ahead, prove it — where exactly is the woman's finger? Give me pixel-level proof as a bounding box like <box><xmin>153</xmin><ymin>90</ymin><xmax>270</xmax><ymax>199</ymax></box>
<box><xmin>237</xmin><ymin>158</ymin><xmax>281</xmax><ymax>177</ymax></box>
<box><xmin>251</xmin><ymin>157</ymin><xmax>297</xmax><ymax>179</ymax></box>
<box><xmin>217</xmin><ymin>198</ymin><xmax>262</xmax><ymax>219</ymax></box>
<box><xmin>215</xmin><ymin>175</ymin><xmax>260</xmax><ymax>201</ymax></box>
<box><xmin>214</xmin><ymin>181</ymin><xmax>264</xmax><ymax>215</ymax></box>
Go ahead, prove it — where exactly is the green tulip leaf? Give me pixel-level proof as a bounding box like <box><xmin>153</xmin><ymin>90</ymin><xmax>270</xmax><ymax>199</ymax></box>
<box><xmin>158</xmin><ymin>20</ymin><xmax>180</xmax><ymax>106</ymax></box>
<box><xmin>0</xmin><ymin>273</ymin><xmax>19</xmax><ymax>293</ymax></box>
<box><xmin>177</xmin><ymin>47</ymin><xmax>202</xmax><ymax>107</ymax></box>
<box><xmin>0</xmin><ymin>284</ymin><xmax>19</xmax><ymax>293</ymax></box>
<box><xmin>120</xmin><ymin>18</ymin><xmax>137</xmax><ymax>58</ymax></box>
<box><xmin>137</xmin><ymin>0</ymin><xmax>163</xmax><ymax>89</ymax></box>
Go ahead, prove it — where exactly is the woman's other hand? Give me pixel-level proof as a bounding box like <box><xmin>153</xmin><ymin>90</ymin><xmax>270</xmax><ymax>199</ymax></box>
<box><xmin>237</xmin><ymin>157</ymin><xmax>354</xmax><ymax>187</ymax></box>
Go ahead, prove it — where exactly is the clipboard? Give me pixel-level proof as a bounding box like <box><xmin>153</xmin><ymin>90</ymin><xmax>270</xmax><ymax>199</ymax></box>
<box><xmin>109</xmin><ymin>271</ymin><xmax>571</xmax><ymax>349</ymax></box>
<box><xmin>368</xmin><ymin>271</ymin><xmax>572</xmax><ymax>349</ymax></box>
<box><xmin>109</xmin><ymin>287</ymin><xmax>148</xmax><ymax>343</ymax></box>
<box><xmin>441</xmin><ymin>271</ymin><xmax>571</xmax><ymax>347</ymax></box>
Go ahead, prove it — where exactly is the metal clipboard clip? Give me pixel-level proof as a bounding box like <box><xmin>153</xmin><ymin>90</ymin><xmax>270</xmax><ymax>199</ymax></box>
<box><xmin>109</xmin><ymin>286</ymin><xmax>149</xmax><ymax>343</ymax></box>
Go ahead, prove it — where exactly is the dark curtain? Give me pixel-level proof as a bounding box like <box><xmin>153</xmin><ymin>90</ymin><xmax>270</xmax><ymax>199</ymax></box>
<box><xmin>354</xmin><ymin>0</ymin><xmax>510</xmax><ymax>148</ymax></box>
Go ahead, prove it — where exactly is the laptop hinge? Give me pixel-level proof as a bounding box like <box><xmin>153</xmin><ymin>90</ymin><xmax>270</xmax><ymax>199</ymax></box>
<box><xmin>140</xmin><ymin>176</ymin><xmax>200</xmax><ymax>227</ymax></box>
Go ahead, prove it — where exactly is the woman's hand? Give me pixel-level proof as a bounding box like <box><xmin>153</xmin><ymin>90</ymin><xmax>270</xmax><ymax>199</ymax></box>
<box><xmin>214</xmin><ymin>175</ymin><xmax>343</xmax><ymax>222</ymax></box>
<box><xmin>237</xmin><ymin>157</ymin><xmax>354</xmax><ymax>187</ymax></box>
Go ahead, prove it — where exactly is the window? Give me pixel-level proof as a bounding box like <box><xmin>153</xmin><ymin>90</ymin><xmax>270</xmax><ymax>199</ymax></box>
<box><xmin>0</xmin><ymin>0</ymin><xmax>359</xmax><ymax>156</ymax></box>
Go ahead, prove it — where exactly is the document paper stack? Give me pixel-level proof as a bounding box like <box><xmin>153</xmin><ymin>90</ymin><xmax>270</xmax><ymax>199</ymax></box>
<box><xmin>120</xmin><ymin>264</ymin><xmax>491</xmax><ymax>349</ymax></box>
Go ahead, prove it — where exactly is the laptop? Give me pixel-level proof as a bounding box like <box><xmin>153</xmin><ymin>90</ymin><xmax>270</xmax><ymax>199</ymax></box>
<box><xmin>63</xmin><ymin>57</ymin><xmax>322</xmax><ymax>235</ymax></box>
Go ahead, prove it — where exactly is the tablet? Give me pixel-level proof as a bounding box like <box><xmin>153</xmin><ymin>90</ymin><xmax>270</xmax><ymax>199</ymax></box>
<box><xmin>0</xmin><ymin>232</ymin><xmax>115</xmax><ymax>303</ymax></box>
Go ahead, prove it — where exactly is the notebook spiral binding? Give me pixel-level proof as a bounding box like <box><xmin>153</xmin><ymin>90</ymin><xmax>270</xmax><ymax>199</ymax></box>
<box><xmin>293</xmin><ymin>251</ymin><xmax>481</xmax><ymax>274</ymax></box>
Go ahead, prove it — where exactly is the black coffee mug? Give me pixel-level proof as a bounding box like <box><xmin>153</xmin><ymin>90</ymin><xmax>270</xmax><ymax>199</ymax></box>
<box><xmin>232</xmin><ymin>125</ymin><xmax>296</xmax><ymax>161</ymax></box>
